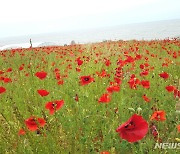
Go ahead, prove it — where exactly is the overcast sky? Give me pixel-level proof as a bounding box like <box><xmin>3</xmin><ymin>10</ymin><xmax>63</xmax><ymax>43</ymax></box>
<box><xmin>0</xmin><ymin>0</ymin><xmax>180</xmax><ymax>38</ymax></box>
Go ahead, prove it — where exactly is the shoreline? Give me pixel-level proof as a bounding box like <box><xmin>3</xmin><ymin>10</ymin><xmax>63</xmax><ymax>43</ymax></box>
<box><xmin>1</xmin><ymin>37</ymin><xmax>179</xmax><ymax>51</ymax></box>
<box><xmin>0</xmin><ymin>19</ymin><xmax>180</xmax><ymax>49</ymax></box>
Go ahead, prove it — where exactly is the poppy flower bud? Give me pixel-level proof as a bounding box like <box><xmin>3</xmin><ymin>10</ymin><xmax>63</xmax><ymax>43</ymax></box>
<box><xmin>128</xmin><ymin>108</ymin><xmax>135</xmax><ymax>112</ymax></box>
<box><xmin>137</xmin><ymin>107</ymin><xmax>142</xmax><ymax>114</ymax></box>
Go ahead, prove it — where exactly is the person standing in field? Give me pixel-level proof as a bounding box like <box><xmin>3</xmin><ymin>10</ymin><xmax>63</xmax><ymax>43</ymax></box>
<box><xmin>30</xmin><ymin>39</ymin><xmax>32</xmax><ymax>48</ymax></box>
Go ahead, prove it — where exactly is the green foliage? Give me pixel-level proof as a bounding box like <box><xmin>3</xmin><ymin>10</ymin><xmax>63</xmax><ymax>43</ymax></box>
<box><xmin>0</xmin><ymin>40</ymin><xmax>180</xmax><ymax>153</ymax></box>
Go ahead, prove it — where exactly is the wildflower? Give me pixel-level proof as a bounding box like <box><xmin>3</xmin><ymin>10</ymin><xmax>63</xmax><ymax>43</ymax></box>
<box><xmin>18</xmin><ymin>129</ymin><xmax>26</xmax><ymax>136</ymax></box>
<box><xmin>0</xmin><ymin>70</ymin><xmax>4</xmax><ymax>74</ymax></box>
<box><xmin>159</xmin><ymin>72</ymin><xmax>169</xmax><ymax>79</ymax></box>
<box><xmin>80</xmin><ymin>75</ymin><xmax>94</xmax><ymax>86</ymax></box>
<box><xmin>116</xmin><ymin>114</ymin><xmax>148</xmax><ymax>143</ymax></box>
<box><xmin>166</xmin><ymin>85</ymin><xmax>175</xmax><ymax>92</ymax></box>
<box><xmin>75</xmin><ymin>94</ymin><xmax>79</xmax><ymax>102</ymax></box>
<box><xmin>98</xmin><ymin>93</ymin><xmax>111</xmax><ymax>103</ymax></box>
<box><xmin>3</xmin><ymin>78</ymin><xmax>12</xmax><ymax>83</ymax></box>
<box><xmin>25</xmin><ymin>117</ymin><xmax>46</xmax><ymax>131</ymax></box>
<box><xmin>37</xmin><ymin>89</ymin><xmax>49</xmax><ymax>97</ymax></box>
<box><xmin>100</xmin><ymin>151</ymin><xmax>110</xmax><ymax>154</ymax></box>
<box><xmin>6</xmin><ymin>68</ymin><xmax>12</xmax><ymax>72</ymax></box>
<box><xmin>45</xmin><ymin>100</ymin><xmax>64</xmax><ymax>115</ymax></box>
<box><xmin>0</xmin><ymin>87</ymin><xmax>6</xmax><ymax>94</ymax></box>
<box><xmin>19</xmin><ymin>64</ymin><xmax>24</xmax><ymax>71</ymax></box>
<box><xmin>139</xmin><ymin>64</ymin><xmax>144</xmax><ymax>69</ymax></box>
<box><xmin>125</xmin><ymin>56</ymin><xmax>134</xmax><ymax>63</ymax></box>
<box><xmin>128</xmin><ymin>77</ymin><xmax>140</xmax><ymax>89</ymax></box>
<box><xmin>76</xmin><ymin>57</ymin><xmax>83</xmax><ymax>66</ymax></box>
<box><xmin>175</xmin><ymin>138</ymin><xmax>180</xmax><ymax>142</ymax></box>
<box><xmin>177</xmin><ymin>125</ymin><xmax>180</xmax><ymax>133</ymax></box>
<box><xmin>96</xmin><ymin>69</ymin><xmax>107</xmax><ymax>78</ymax></box>
<box><xmin>114</xmin><ymin>77</ymin><xmax>122</xmax><ymax>85</ymax></box>
<box><xmin>76</xmin><ymin>67</ymin><xmax>81</xmax><ymax>72</ymax></box>
<box><xmin>106</xmin><ymin>85</ymin><xmax>120</xmax><ymax>93</ymax></box>
<box><xmin>57</xmin><ymin>80</ymin><xmax>64</xmax><ymax>85</ymax></box>
<box><xmin>150</xmin><ymin>123</ymin><xmax>161</xmax><ymax>141</ymax></box>
<box><xmin>150</xmin><ymin>110</ymin><xmax>166</xmax><ymax>121</ymax></box>
<box><xmin>174</xmin><ymin>89</ymin><xmax>180</xmax><ymax>98</ymax></box>
<box><xmin>35</xmin><ymin>71</ymin><xmax>47</xmax><ymax>80</ymax></box>
<box><xmin>142</xmin><ymin>94</ymin><xmax>150</xmax><ymax>102</ymax></box>
<box><xmin>141</xmin><ymin>80</ymin><xmax>150</xmax><ymax>89</ymax></box>
<box><xmin>140</xmin><ymin>70</ymin><xmax>149</xmax><ymax>76</ymax></box>
<box><xmin>105</xmin><ymin>60</ymin><xmax>111</xmax><ymax>66</ymax></box>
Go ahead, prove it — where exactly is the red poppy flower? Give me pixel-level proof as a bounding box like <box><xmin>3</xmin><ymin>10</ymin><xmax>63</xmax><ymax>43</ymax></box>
<box><xmin>174</xmin><ymin>89</ymin><xmax>180</xmax><ymax>98</ymax></box>
<box><xmin>0</xmin><ymin>77</ymin><xmax>4</xmax><ymax>81</ymax></box>
<box><xmin>0</xmin><ymin>70</ymin><xmax>4</xmax><ymax>74</ymax></box>
<box><xmin>45</xmin><ymin>100</ymin><xmax>64</xmax><ymax>115</ymax></box>
<box><xmin>144</xmin><ymin>63</ymin><xmax>149</xmax><ymax>67</ymax></box>
<box><xmin>114</xmin><ymin>77</ymin><xmax>122</xmax><ymax>85</ymax></box>
<box><xmin>150</xmin><ymin>110</ymin><xmax>166</xmax><ymax>121</ymax></box>
<box><xmin>19</xmin><ymin>64</ymin><xmax>24</xmax><ymax>71</ymax></box>
<box><xmin>76</xmin><ymin>67</ymin><xmax>81</xmax><ymax>72</ymax></box>
<box><xmin>98</xmin><ymin>93</ymin><xmax>111</xmax><ymax>103</ymax></box>
<box><xmin>75</xmin><ymin>94</ymin><xmax>79</xmax><ymax>102</ymax></box>
<box><xmin>55</xmin><ymin>73</ymin><xmax>61</xmax><ymax>80</ymax></box>
<box><xmin>159</xmin><ymin>72</ymin><xmax>169</xmax><ymax>79</ymax></box>
<box><xmin>106</xmin><ymin>85</ymin><xmax>120</xmax><ymax>93</ymax></box>
<box><xmin>135</xmin><ymin>54</ymin><xmax>142</xmax><ymax>60</ymax></box>
<box><xmin>141</xmin><ymin>80</ymin><xmax>150</xmax><ymax>89</ymax></box>
<box><xmin>6</xmin><ymin>68</ymin><xmax>12</xmax><ymax>72</ymax></box>
<box><xmin>130</xmin><ymin>74</ymin><xmax>136</xmax><ymax>78</ymax></box>
<box><xmin>37</xmin><ymin>89</ymin><xmax>49</xmax><ymax>97</ymax></box>
<box><xmin>0</xmin><ymin>86</ymin><xmax>6</xmax><ymax>94</ymax></box>
<box><xmin>80</xmin><ymin>75</ymin><xmax>94</xmax><ymax>86</ymax></box>
<box><xmin>140</xmin><ymin>70</ymin><xmax>149</xmax><ymax>76</ymax></box>
<box><xmin>142</xmin><ymin>94</ymin><xmax>150</xmax><ymax>102</ymax></box>
<box><xmin>125</xmin><ymin>56</ymin><xmax>134</xmax><ymax>63</ymax></box>
<box><xmin>177</xmin><ymin>125</ymin><xmax>180</xmax><ymax>133</ymax></box>
<box><xmin>25</xmin><ymin>117</ymin><xmax>46</xmax><ymax>131</ymax></box>
<box><xmin>18</xmin><ymin>128</ymin><xmax>26</xmax><ymax>136</ymax></box>
<box><xmin>3</xmin><ymin>78</ymin><xmax>12</xmax><ymax>83</ymax></box>
<box><xmin>116</xmin><ymin>114</ymin><xmax>148</xmax><ymax>143</ymax></box>
<box><xmin>139</xmin><ymin>64</ymin><xmax>144</xmax><ymax>69</ymax></box>
<box><xmin>35</xmin><ymin>71</ymin><xmax>47</xmax><ymax>80</ymax></box>
<box><xmin>76</xmin><ymin>57</ymin><xmax>83</xmax><ymax>66</ymax></box>
<box><xmin>19</xmin><ymin>66</ymin><xmax>24</xmax><ymax>71</ymax></box>
<box><xmin>57</xmin><ymin>80</ymin><xmax>64</xmax><ymax>85</ymax></box>
<box><xmin>105</xmin><ymin>60</ymin><xmax>111</xmax><ymax>66</ymax></box>
<box><xmin>100</xmin><ymin>151</ymin><xmax>110</xmax><ymax>154</ymax></box>
<box><xmin>166</xmin><ymin>85</ymin><xmax>175</xmax><ymax>92</ymax></box>
<box><xmin>96</xmin><ymin>69</ymin><xmax>107</xmax><ymax>78</ymax></box>
<box><xmin>128</xmin><ymin>78</ymin><xmax>140</xmax><ymax>89</ymax></box>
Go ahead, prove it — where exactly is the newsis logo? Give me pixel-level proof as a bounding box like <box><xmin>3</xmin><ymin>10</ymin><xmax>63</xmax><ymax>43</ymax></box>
<box><xmin>154</xmin><ymin>143</ymin><xmax>180</xmax><ymax>149</ymax></box>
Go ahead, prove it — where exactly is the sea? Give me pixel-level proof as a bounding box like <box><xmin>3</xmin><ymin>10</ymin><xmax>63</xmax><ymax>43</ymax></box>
<box><xmin>0</xmin><ymin>19</ymin><xmax>180</xmax><ymax>50</ymax></box>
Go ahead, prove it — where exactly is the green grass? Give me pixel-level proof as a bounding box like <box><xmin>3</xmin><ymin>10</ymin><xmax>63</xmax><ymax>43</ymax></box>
<box><xmin>0</xmin><ymin>40</ymin><xmax>180</xmax><ymax>154</ymax></box>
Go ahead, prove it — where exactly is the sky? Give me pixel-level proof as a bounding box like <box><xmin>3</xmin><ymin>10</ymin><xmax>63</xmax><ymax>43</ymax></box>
<box><xmin>0</xmin><ymin>0</ymin><xmax>180</xmax><ymax>38</ymax></box>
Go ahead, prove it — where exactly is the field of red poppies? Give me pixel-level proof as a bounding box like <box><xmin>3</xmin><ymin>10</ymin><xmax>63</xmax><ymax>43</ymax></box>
<box><xmin>0</xmin><ymin>39</ymin><xmax>180</xmax><ymax>153</ymax></box>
